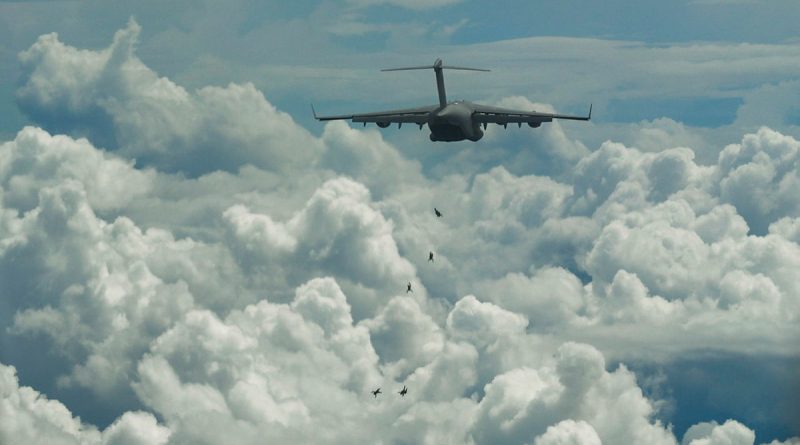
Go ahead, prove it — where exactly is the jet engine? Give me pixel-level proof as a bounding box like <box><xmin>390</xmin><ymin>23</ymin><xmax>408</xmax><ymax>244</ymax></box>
<box><xmin>377</xmin><ymin>122</ymin><xmax>390</xmax><ymax>128</ymax></box>
<box><xmin>528</xmin><ymin>122</ymin><xmax>541</xmax><ymax>128</ymax></box>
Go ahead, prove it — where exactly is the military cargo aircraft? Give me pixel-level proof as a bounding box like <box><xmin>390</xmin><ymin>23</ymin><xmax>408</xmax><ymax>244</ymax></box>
<box><xmin>313</xmin><ymin>58</ymin><xmax>590</xmax><ymax>142</ymax></box>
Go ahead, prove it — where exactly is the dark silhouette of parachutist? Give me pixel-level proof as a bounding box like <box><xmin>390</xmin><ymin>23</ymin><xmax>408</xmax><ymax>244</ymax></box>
<box><xmin>428</xmin><ymin>252</ymin><xmax>434</xmax><ymax>262</ymax></box>
<box><xmin>434</xmin><ymin>208</ymin><xmax>442</xmax><ymax>217</ymax></box>
<box><xmin>372</xmin><ymin>388</ymin><xmax>381</xmax><ymax>398</ymax></box>
<box><xmin>399</xmin><ymin>385</ymin><xmax>408</xmax><ymax>397</ymax></box>
<box><xmin>406</xmin><ymin>282</ymin><xmax>413</xmax><ymax>293</ymax></box>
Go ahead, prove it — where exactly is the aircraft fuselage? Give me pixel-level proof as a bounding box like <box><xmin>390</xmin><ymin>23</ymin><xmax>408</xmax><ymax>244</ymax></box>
<box><xmin>428</xmin><ymin>101</ymin><xmax>483</xmax><ymax>142</ymax></box>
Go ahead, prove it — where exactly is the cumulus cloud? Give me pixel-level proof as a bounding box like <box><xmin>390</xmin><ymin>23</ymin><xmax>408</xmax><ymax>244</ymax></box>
<box><xmin>1</xmin><ymin>129</ymin><xmax>250</xmax><ymax>403</ymax></box>
<box><xmin>481</xmin><ymin>97</ymin><xmax>590</xmax><ymax>179</ymax></box>
<box><xmin>17</xmin><ymin>19</ymin><xmax>323</xmax><ymax>176</ymax></box>
<box><xmin>470</xmin><ymin>342</ymin><xmax>676</xmax><ymax>445</ymax></box>
<box><xmin>763</xmin><ymin>439</ymin><xmax>800</xmax><ymax>445</ymax></box>
<box><xmin>5</xmin><ymin>180</ymin><xmax>195</xmax><ymax>400</ymax></box>
<box><xmin>128</xmin><ymin>278</ymin><xmax>403</xmax><ymax>443</ymax></box>
<box><xmin>533</xmin><ymin>419</ymin><xmax>601</xmax><ymax>445</ymax></box>
<box><xmin>320</xmin><ymin>121</ymin><xmax>425</xmax><ymax>198</ymax></box>
<box><xmin>77</xmin><ymin>291</ymin><xmax>681</xmax><ymax>444</ymax></box>
<box><xmin>717</xmin><ymin>127</ymin><xmax>800</xmax><ymax>235</ymax></box>
<box><xmin>682</xmin><ymin>420</ymin><xmax>755</xmax><ymax>445</ymax></box>
<box><xmin>100</xmin><ymin>411</ymin><xmax>171</xmax><ymax>445</ymax></box>
<box><xmin>361</xmin><ymin>295</ymin><xmax>445</xmax><ymax>376</ymax></box>
<box><xmin>0</xmin><ymin>363</ymin><xmax>101</xmax><ymax>445</ymax></box>
<box><xmin>223</xmin><ymin>176</ymin><xmax>419</xmax><ymax>318</ymax></box>
<box><xmin>0</xmin><ymin>363</ymin><xmax>169</xmax><ymax>445</ymax></box>
<box><xmin>475</xmin><ymin>267</ymin><xmax>590</xmax><ymax>330</ymax></box>
<box><xmin>0</xmin><ymin>126</ymin><xmax>153</xmax><ymax>213</ymax></box>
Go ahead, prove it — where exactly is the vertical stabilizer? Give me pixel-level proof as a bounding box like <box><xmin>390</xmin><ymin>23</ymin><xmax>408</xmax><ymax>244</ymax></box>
<box><xmin>433</xmin><ymin>59</ymin><xmax>447</xmax><ymax>107</ymax></box>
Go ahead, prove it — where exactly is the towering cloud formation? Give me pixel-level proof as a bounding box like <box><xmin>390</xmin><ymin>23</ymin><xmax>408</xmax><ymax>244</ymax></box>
<box><xmin>17</xmin><ymin>19</ymin><xmax>323</xmax><ymax>176</ymax></box>
<box><xmin>2</xmin><ymin>20</ymin><xmax>798</xmax><ymax>445</ymax></box>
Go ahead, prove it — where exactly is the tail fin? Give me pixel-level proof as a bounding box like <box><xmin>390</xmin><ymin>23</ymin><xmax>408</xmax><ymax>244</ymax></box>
<box><xmin>381</xmin><ymin>59</ymin><xmax>489</xmax><ymax>107</ymax></box>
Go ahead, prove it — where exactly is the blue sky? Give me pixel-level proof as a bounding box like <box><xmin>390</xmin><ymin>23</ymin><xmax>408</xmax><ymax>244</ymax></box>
<box><xmin>1</xmin><ymin>1</ymin><xmax>799</xmax><ymax>444</ymax></box>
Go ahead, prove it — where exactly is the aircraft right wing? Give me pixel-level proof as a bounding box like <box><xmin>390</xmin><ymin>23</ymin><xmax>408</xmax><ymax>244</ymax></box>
<box><xmin>312</xmin><ymin>104</ymin><xmax>437</xmax><ymax>126</ymax></box>
<box><xmin>472</xmin><ymin>103</ymin><xmax>592</xmax><ymax>126</ymax></box>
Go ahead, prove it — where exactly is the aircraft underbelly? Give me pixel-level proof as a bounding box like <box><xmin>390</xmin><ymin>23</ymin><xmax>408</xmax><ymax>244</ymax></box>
<box><xmin>429</xmin><ymin>121</ymin><xmax>466</xmax><ymax>141</ymax></box>
<box><xmin>428</xmin><ymin>106</ymin><xmax>482</xmax><ymax>141</ymax></box>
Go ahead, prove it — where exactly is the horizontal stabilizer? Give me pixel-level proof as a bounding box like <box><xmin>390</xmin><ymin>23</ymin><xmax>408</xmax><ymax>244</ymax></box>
<box><xmin>381</xmin><ymin>65</ymin><xmax>434</xmax><ymax>72</ymax></box>
<box><xmin>441</xmin><ymin>65</ymin><xmax>490</xmax><ymax>72</ymax></box>
<box><xmin>382</xmin><ymin>58</ymin><xmax>490</xmax><ymax>72</ymax></box>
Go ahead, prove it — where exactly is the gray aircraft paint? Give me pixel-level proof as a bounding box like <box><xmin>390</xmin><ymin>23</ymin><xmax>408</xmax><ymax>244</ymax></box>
<box><xmin>313</xmin><ymin>59</ymin><xmax>591</xmax><ymax>142</ymax></box>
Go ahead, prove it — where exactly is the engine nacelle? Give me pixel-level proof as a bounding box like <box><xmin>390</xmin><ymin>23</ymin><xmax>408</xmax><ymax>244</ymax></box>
<box><xmin>376</xmin><ymin>122</ymin><xmax>390</xmax><ymax>128</ymax></box>
<box><xmin>528</xmin><ymin>122</ymin><xmax>541</xmax><ymax>128</ymax></box>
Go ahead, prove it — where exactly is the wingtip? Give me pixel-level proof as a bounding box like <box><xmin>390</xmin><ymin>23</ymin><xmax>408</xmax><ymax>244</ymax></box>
<box><xmin>588</xmin><ymin>103</ymin><xmax>592</xmax><ymax>120</ymax></box>
<box><xmin>311</xmin><ymin>103</ymin><xmax>318</xmax><ymax>119</ymax></box>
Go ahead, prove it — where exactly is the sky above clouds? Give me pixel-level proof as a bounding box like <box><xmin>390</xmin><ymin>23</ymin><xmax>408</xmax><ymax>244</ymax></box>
<box><xmin>1</xmin><ymin>1</ymin><xmax>799</xmax><ymax>444</ymax></box>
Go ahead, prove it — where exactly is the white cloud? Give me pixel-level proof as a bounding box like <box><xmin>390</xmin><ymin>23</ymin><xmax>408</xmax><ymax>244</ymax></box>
<box><xmin>7</xmin><ymin>181</ymin><xmax>195</xmax><ymax>399</ymax></box>
<box><xmin>120</xmin><ymin>290</ymin><xmax>684</xmax><ymax>444</ymax></box>
<box><xmin>533</xmin><ymin>419</ymin><xmax>601</xmax><ymax>445</ymax></box>
<box><xmin>100</xmin><ymin>411</ymin><xmax>171</xmax><ymax>445</ymax></box>
<box><xmin>480</xmin><ymin>97</ymin><xmax>590</xmax><ymax>179</ymax></box>
<box><xmin>470</xmin><ymin>342</ymin><xmax>677</xmax><ymax>445</ymax></box>
<box><xmin>223</xmin><ymin>176</ymin><xmax>419</xmax><ymax>318</ymax></box>
<box><xmin>16</xmin><ymin>19</ymin><xmax>323</xmax><ymax>176</ymax></box>
<box><xmin>361</xmin><ymin>295</ymin><xmax>445</xmax><ymax>376</ymax></box>
<box><xmin>128</xmin><ymin>279</ymin><xmax>387</xmax><ymax>443</ymax></box>
<box><xmin>446</xmin><ymin>294</ymin><xmax>528</xmax><ymax>346</ymax></box>
<box><xmin>682</xmin><ymin>420</ymin><xmax>755</xmax><ymax>445</ymax></box>
<box><xmin>290</xmin><ymin>177</ymin><xmax>415</xmax><ymax>292</ymax></box>
<box><xmin>445</xmin><ymin>295</ymin><xmax>558</xmax><ymax>397</ymax></box>
<box><xmin>0</xmin><ymin>363</ymin><xmax>101</xmax><ymax>445</ymax></box>
<box><xmin>769</xmin><ymin>216</ymin><xmax>800</xmax><ymax>244</ymax></box>
<box><xmin>475</xmin><ymin>267</ymin><xmax>589</xmax><ymax>330</ymax></box>
<box><xmin>0</xmin><ymin>363</ymin><xmax>169</xmax><ymax>445</ymax></box>
<box><xmin>0</xmin><ymin>126</ymin><xmax>153</xmax><ymax>213</ymax></box>
<box><xmin>717</xmin><ymin>127</ymin><xmax>800</xmax><ymax>234</ymax></box>
<box><xmin>320</xmin><ymin>120</ymin><xmax>425</xmax><ymax>198</ymax></box>
<box><xmin>762</xmin><ymin>439</ymin><xmax>800</xmax><ymax>445</ymax></box>
<box><xmin>598</xmin><ymin>270</ymin><xmax>684</xmax><ymax>324</ymax></box>
<box><xmin>585</xmin><ymin>218</ymin><xmax>709</xmax><ymax>299</ymax></box>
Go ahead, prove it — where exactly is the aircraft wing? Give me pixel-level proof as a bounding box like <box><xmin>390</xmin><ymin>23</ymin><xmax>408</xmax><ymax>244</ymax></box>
<box><xmin>472</xmin><ymin>103</ymin><xmax>591</xmax><ymax>125</ymax></box>
<box><xmin>312</xmin><ymin>104</ymin><xmax>437</xmax><ymax>125</ymax></box>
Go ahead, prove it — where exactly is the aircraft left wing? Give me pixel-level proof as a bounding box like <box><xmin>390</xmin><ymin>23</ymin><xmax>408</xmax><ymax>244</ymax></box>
<box><xmin>312</xmin><ymin>104</ymin><xmax>437</xmax><ymax>125</ymax></box>
<box><xmin>472</xmin><ymin>103</ymin><xmax>591</xmax><ymax>126</ymax></box>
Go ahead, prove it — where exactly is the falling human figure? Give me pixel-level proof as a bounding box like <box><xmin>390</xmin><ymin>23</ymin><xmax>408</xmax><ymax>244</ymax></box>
<box><xmin>434</xmin><ymin>208</ymin><xmax>442</xmax><ymax>218</ymax></box>
<box><xmin>406</xmin><ymin>282</ymin><xmax>413</xmax><ymax>293</ymax></box>
<box><xmin>399</xmin><ymin>385</ymin><xmax>408</xmax><ymax>397</ymax></box>
<box><xmin>428</xmin><ymin>252</ymin><xmax>434</xmax><ymax>262</ymax></box>
<box><xmin>372</xmin><ymin>388</ymin><xmax>382</xmax><ymax>398</ymax></box>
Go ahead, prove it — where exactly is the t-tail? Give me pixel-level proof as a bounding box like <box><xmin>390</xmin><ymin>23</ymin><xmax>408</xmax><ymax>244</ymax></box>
<box><xmin>382</xmin><ymin>58</ymin><xmax>489</xmax><ymax>108</ymax></box>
